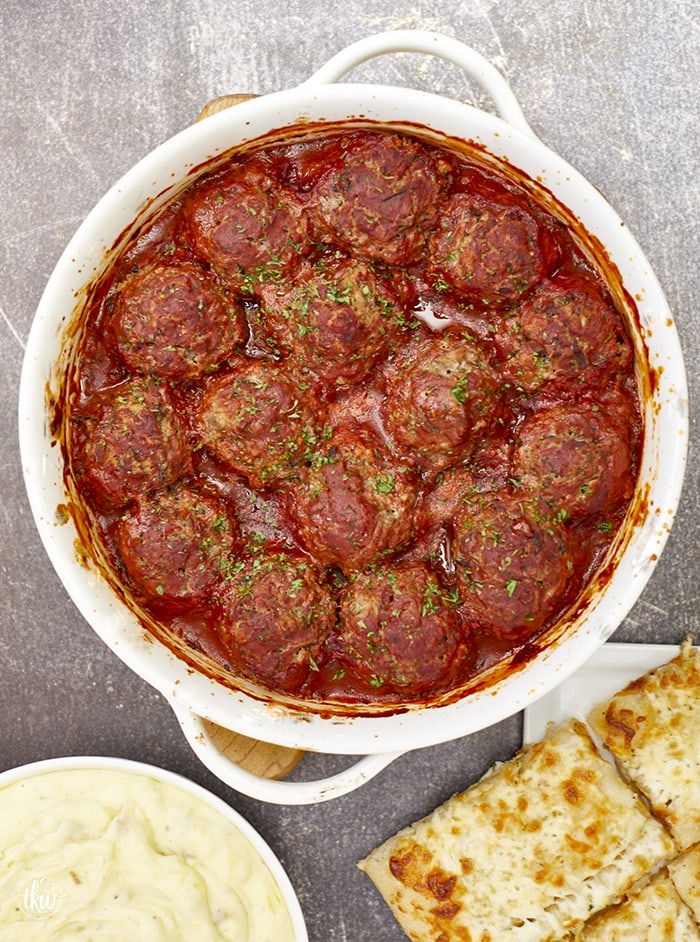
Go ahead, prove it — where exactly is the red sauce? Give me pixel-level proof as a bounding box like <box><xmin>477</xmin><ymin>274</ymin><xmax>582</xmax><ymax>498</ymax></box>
<box><xmin>64</xmin><ymin>128</ymin><xmax>641</xmax><ymax>705</ymax></box>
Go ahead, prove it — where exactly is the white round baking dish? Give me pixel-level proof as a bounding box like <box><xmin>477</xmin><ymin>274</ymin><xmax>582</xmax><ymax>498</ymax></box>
<box><xmin>0</xmin><ymin>755</ymin><xmax>307</xmax><ymax>937</ymax></box>
<box><xmin>19</xmin><ymin>31</ymin><xmax>688</xmax><ymax>804</ymax></box>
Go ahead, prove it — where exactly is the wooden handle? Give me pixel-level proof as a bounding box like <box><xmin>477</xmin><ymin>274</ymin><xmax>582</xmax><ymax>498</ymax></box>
<box><xmin>198</xmin><ymin>93</ymin><xmax>258</xmax><ymax>122</ymax></box>
<box><xmin>193</xmin><ymin>90</ymin><xmax>304</xmax><ymax>782</ymax></box>
<box><xmin>201</xmin><ymin>720</ymin><xmax>304</xmax><ymax>780</ymax></box>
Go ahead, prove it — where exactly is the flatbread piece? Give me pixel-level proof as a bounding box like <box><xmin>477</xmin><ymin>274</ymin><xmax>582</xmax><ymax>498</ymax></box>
<box><xmin>576</xmin><ymin>872</ymin><xmax>700</xmax><ymax>941</ymax></box>
<box><xmin>588</xmin><ymin>642</ymin><xmax>700</xmax><ymax>850</ymax></box>
<box><xmin>359</xmin><ymin>720</ymin><xmax>674</xmax><ymax>942</ymax></box>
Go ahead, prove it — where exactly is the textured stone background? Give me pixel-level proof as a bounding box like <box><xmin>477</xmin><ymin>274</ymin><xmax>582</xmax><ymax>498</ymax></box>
<box><xmin>1</xmin><ymin>2</ymin><xmax>697</xmax><ymax>939</ymax></box>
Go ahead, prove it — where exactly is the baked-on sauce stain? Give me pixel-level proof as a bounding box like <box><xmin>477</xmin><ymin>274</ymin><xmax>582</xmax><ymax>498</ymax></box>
<box><xmin>54</xmin><ymin>122</ymin><xmax>644</xmax><ymax>713</ymax></box>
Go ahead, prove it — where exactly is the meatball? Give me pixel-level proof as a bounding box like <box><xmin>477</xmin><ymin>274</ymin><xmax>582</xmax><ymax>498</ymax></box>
<box><xmin>453</xmin><ymin>491</ymin><xmax>573</xmax><ymax>637</ymax></box>
<box><xmin>194</xmin><ymin>360</ymin><xmax>324</xmax><ymax>487</ymax></box>
<box><xmin>513</xmin><ymin>404</ymin><xmax>633</xmax><ymax>521</ymax></box>
<box><xmin>216</xmin><ymin>551</ymin><xmax>334</xmax><ymax>691</ymax></box>
<box><xmin>257</xmin><ymin>258</ymin><xmax>404</xmax><ymax>385</ymax></box>
<box><xmin>429</xmin><ymin>193</ymin><xmax>545</xmax><ymax>304</ymax></box>
<box><xmin>285</xmin><ymin>427</ymin><xmax>418</xmax><ymax>570</ymax></box>
<box><xmin>117</xmin><ymin>485</ymin><xmax>237</xmax><ymax>604</ymax></box>
<box><xmin>79</xmin><ymin>378</ymin><xmax>189</xmax><ymax>505</ymax></box>
<box><xmin>185</xmin><ymin>160</ymin><xmax>309</xmax><ymax>292</ymax></box>
<box><xmin>381</xmin><ymin>329</ymin><xmax>502</xmax><ymax>466</ymax></box>
<box><xmin>309</xmin><ymin>132</ymin><xmax>449</xmax><ymax>265</ymax></box>
<box><xmin>111</xmin><ymin>261</ymin><xmax>244</xmax><ymax>380</ymax></box>
<box><xmin>339</xmin><ymin>563</ymin><xmax>464</xmax><ymax>692</ymax></box>
<box><xmin>495</xmin><ymin>272</ymin><xmax>632</xmax><ymax>393</ymax></box>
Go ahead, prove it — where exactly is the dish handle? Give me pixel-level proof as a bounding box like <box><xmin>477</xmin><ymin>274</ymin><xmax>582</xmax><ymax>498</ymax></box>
<box><xmin>171</xmin><ymin>705</ymin><xmax>405</xmax><ymax>804</ymax></box>
<box><xmin>299</xmin><ymin>29</ymin><xmax>537</xmax><ymax>140</ymax></box>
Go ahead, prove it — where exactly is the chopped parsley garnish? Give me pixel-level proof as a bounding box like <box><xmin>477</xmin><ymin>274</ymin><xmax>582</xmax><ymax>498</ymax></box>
<box><xmin>311</xmin><ymin>450</ymin><xmax>336</xmax><ymax>470</ymax></box>
<box><xmin>452</xmin><ymin>377</ymin><xmax>469</xmax><ymax>404</ymax></box>
<box><xmin>597</xmin><ymin>520</ymin><xmax>614</xmax><ymax>533</ymax></box>
<box><xmin>327</xmin><ymin>286</ymin><xmax>351</xmax><ymax>304</ymax></box>
<box><xmin>505</xmin><ymin>579</ymin><xmax>518</xmax><ymax>597</ymax></box>
<box><xmin>374</xmin><ymin>473</ymin><xmax>395</xmax><ymax>495</ymax></box>
<box><xmin>308</xmin><ymin>655</ymin><xmax>320</xmax><ymax>672</ymax></box>
<box><xmin>421</xmin><ymin>581</ymin><xmax>441</xmax><ymax>617</ymax></box>
<box><xmin>218</xmin><ymin>558</ymin><xmax>245</xmax><ymax>581</ymax></box>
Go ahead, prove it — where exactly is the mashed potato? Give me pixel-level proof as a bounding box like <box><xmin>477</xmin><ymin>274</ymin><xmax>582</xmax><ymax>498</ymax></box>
<box><xmin>0</xmin><ymin>768</ymin><xmax>297</xmax><ymax>941</ymax></box>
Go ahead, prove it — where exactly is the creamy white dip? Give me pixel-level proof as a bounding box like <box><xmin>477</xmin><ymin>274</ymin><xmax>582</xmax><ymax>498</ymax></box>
<box><xmin>0</xmin><ymin>768</ymin><xmax>296</xmax><ymax>940</ymax></box>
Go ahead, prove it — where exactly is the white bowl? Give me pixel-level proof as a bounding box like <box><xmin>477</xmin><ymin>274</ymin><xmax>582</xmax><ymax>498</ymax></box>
<box><xmin>0</xmin><ymin>755</ymin><xmax>308</xmax><ymax>937</ymax></box>
<box><xmin>19</xmin><ymin>31</ymin><xmax>688</xmax><ymax>803</ymax></box>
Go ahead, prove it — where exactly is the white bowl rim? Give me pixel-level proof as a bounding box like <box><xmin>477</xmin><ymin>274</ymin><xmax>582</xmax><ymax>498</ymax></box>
<box><xmin>0</xmin><ymin>754</ymin><xmax>308</xmax><ymax>939</ymax></box>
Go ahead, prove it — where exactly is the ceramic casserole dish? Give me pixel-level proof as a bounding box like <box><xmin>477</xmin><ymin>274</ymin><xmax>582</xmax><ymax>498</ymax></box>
<box><xmin>18</xmin><ymin>31</ymin><xmax>688</xmax><ymax>803</ymax></box>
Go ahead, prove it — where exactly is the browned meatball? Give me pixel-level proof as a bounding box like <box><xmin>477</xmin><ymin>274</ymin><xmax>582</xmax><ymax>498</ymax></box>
<box><xmin>453</xmin><ymin>491</ymin><xmax>573</xmax><ymax>638</ymax></box>
<box><xmin>79</xmin><ymin>378</ymin><xmax>189</xmax><ymax>505</ymax></box>
<box><xmin>428</xmin><ymin>192</ymin><xmax>545</xmax><ymax>304</ymax></box>
<box><xmin>513</xmin><ymin>404</ymin><xmax>633</xmax><ymax>521</ymax></box>
<box><xmin>194</xmin><ymin>360</ymin><xmax>324</xmax><ymax>487</ymax></box>
<box><xmin>285</xmin><ymin>427</ymin><xmax>418</xmax><ymax>571</ymax></box>
<box><xmin>309</xmin><ymin>132</ymin><xmax>450</xmax><ymax>265</ymax></box>
<box><xmin>112</xmin><ymin>261</ymin><xmax>244</xmax><ymax>380</ymax></box>
<box><xmin>339</xmin><ymin>563</ymin><xmax>465</xmax><ymax>692</ymax></box>
<box><xmin>216</xmin><ymin>551</ymin><xmax>334</xmax><ymax>691</ymax></box>
<box><xmin>117</xmin><ymin>485</ymin><xmax>237</xmax><ymax>604</ymax></box>
<box><xmin>381</xmin><ymin>329</ymin><xmax>502</xmax><ymax>467</ymax></box>
<box><xmin>495</xmin><ymin>272</ymin><xmax>632</xmax><ymax>393</ymax></box>
<box><xmin>257</xmin><ymin>258</ymin><xmax>404</xmax><ymax>385</ymax></box>
<box><xmin>185</xmin><ymin>160</ymin><xmax>309</xmax><ymax>292</ymax></box>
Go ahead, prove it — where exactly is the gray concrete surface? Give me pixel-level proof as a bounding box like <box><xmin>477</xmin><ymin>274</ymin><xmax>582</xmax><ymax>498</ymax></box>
<box><xmin>1</xmin><ymin>1</ymin><xmax>698</xmax><ymax>939</ymax></box>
